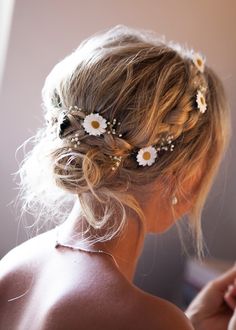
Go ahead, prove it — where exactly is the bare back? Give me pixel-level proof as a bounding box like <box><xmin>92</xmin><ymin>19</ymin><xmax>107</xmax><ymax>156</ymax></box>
<box><xmin>0</xmin><ymin>229</ymin><xmax>193</xmax><ymax>330</ymax></box>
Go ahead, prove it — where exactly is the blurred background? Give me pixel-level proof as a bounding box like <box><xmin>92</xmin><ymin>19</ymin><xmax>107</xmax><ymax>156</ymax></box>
<box><xmin>0</xmin><ymin>0</ymin><xmax>235</xmax><ymax>308</ymax></box>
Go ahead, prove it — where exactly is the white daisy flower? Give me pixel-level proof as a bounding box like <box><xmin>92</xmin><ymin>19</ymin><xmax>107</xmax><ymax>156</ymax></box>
<box><xmin>192</xmin><ymin>52</ymin><xmax>205</xmax><ymax>73</ymax></box>
<box><xmin>82</xmin><ymin>113</ymin><xmax>107</xmax><ymax>136</ymax></box>
<box><xmin>196</xmin><ymin>90</ymin><xmax>207</xmax><ymax>113</ymax></box>
<box><xmin>136</xmin><ymin>146</ymin><xmax>157</xmax><ymax>166</ymax></box>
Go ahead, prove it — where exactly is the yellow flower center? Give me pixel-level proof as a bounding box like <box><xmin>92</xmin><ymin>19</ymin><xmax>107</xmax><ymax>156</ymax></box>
<box><xmin>197</xmin><ymin>58</ymin><xmax>202</xmax><ymax>67</ymax></box>
<box><xmin>91</xmin><ymin>120</ymin><xmax>100</xmax><ymax>129</ymax></box>
<box><xmin>200</xmin><ymin>96</ymin><xmax>205</xmax><ymax>105</ymax></box>
<box><xmin>143</xmin><ymin>151</ymin><xmax>151</xmax><ymax>160</ymax></box>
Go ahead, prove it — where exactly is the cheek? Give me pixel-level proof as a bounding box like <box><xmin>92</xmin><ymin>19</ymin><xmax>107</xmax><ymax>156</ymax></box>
<box><xmin>171</xmin><ymin>196</ymin><xmax>195</xmax><ymax>223</ymax></box>
<box><xmin>152</xmin><ymin>202</ymin><xmax>192</xmax><ymax>234</ymax></box>
<box><xmin>148</xmin><ymin>207</ymin><xmax>177</xmax><ymax>234</ymax></box>
<box><xmin>146</xmin><ymin>192</ymin><xmax>195</xmax><ymax>234</ymax></box>
<box><xmin>154</xmin><ymin>218</ymin><xmax>175</xmax><ymax>233</ymax></box>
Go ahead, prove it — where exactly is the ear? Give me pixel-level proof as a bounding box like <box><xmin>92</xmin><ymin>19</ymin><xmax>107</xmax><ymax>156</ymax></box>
<box><xmin>163</xmin><ymin>166</ymin><xmax>203</xmax><ymax>221</ymax></box>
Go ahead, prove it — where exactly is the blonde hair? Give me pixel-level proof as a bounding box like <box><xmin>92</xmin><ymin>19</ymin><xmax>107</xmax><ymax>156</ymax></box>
<box><xmin>18</xmin><ymin>25</ymin><xmax>230</xmax><ymax>253</ymax></box>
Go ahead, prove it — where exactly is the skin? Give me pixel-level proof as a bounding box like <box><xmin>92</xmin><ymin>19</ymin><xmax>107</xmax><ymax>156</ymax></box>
<box><xmin>186</xmin><ymin>267</ymin><xmax>236</xmax><ymax>330</ymax></box>
<box><xmin>0</xmin><ymin>172</ymin><xmax>235</xmax><ymax>329</ymax></box>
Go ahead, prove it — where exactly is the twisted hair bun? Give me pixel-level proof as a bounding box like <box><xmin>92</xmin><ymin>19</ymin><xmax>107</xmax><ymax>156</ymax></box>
<box><xmin>19</xmin><ymin>25</ymin><xmax>230</xmax><ymax>248</ymax></box>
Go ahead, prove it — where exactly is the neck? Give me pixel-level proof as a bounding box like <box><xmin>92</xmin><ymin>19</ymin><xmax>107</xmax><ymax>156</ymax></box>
<box><xmin>58</xmin><ymin>201</ymin><xmax>146</xmax><ymax>282</ymax></box>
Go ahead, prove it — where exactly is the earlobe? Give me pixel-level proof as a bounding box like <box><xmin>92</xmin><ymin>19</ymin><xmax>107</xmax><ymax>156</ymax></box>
<box><xmin>171</xmin><ymin>195</ymin><xmax>178</xmax><ymax>205</ymax></box>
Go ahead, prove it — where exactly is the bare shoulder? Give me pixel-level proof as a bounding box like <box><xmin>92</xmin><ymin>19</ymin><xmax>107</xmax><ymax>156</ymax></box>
<box><xmin>0</xmin><ymin>229</ymin><xmax>54</xmax><ymax>287</ymax></box>
<box><xmin>0</xmin><ymin>229</ymin><xmax>58</xmax><ymax>329</ymax></box>
<box><xmin>41</xmin><ymin>274</ymin><xmax>193</xmax><ymax>330</ymax></box>
<box><xmin>133</xmin><ymin>290</ymin><xmax>194</xmax><ymax>330</ymax></box>
<box><xmin>0</xmin><ymin>240</ymin><xmax>32</xmax><ymax>282</ymax></box>
<box><xmin>0</xmin><ymin>231</ymin><xmax>193</xmax><ymax>330</ymax></box>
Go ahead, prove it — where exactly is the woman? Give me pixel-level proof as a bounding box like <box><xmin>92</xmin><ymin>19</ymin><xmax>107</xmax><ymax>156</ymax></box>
<box><xmin>0</xmin><ymin>25</ymin><xmax>235</xmax><ymax>330</ymax></box>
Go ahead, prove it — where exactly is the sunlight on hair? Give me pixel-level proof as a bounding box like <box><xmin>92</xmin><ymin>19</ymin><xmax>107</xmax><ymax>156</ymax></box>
<box><xmin>16</xmin><ymin>25</ymin><xmax>231</xmax><ymax>257</ymax></box>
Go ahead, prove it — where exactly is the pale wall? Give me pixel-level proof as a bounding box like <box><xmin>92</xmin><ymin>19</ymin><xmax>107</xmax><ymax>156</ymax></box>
<box><xmin>0</xmin><ymin>0</ymin><xmax>235</xmax><ymax>304</ymax></box>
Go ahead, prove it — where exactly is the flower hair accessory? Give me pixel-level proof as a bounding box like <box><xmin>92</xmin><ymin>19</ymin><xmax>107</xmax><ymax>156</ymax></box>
<box><xmin>82</xmin><ymin>113</ymin><xmax>107</xmax><ymax>136</ymax></box>
<box><xmin>136</xmin><ymin>146</ymin><xmax>157</xmax><ymax>166</ymax></box>
<box><xmin>192</xmin><ymin>52</ymin><xmax>205</xmax><ymax>73</ymax></box>
<box><xmin>60</xmin><ymin>107</ymin><xmax>123</xmax><ymax>138</ymax></box>
<box><xmin>109</xmin><ymin>155</ymin><xmax>123</xmax><ymax>171</ymax></box>
<box><xmin>136</xmin><ymin>135</ymin><xmax>175</xmax><ymax>167</ymax></box>
<box><xmin>192</xmin><ymin>52</ymin><xmax>207</xmax><ymax>114</ymax></box>
<box><xmin>196</xmin><ymin>90</ymin><xmax>207</xmax><ymax>113</ymax></box>
<box><xmin>51</xmin><ymin>50</ymin><xmax>208</xmax><ymax>169</ymax></box>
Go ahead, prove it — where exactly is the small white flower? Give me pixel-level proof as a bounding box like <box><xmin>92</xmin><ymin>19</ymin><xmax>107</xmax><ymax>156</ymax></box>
<box><xmin>196</xmin><ymin>90</ymin><xmax>207</xmax><ymax>113</ymax></box>
<box><xmin>192</xmin><ymin>52</ymin><xmax>205</xmax><ymax>73</ymax></box>
<box><xmin>136</xmin><ymin>146</ymin><xmax>157</xmax><ymax>166</ymax></box>
<box><xmin>82</xmin><ymin>113</ymin><xmax>107</xmax><ymax>136</ymax></box>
